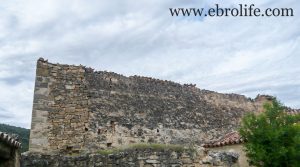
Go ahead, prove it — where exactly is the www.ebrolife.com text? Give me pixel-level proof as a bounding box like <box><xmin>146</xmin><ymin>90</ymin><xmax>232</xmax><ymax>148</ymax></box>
<box><xmin>170</xmin><ymin>4</ymin><xmax>294</xmax><ymax>17</ymax></box>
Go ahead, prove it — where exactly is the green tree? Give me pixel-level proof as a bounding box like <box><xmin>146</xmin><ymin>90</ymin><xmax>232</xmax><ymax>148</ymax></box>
<box><xmin>239</xmin><ymin>99</ymin><xmax>300</xmax><ymax>167</ymax></box>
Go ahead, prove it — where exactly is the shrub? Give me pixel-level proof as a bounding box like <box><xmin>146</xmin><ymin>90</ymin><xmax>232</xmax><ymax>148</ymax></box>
<box><xmin>239</xmin><ymin>99</ymin><xmax>300</xmax><ymax>167</ymax></box>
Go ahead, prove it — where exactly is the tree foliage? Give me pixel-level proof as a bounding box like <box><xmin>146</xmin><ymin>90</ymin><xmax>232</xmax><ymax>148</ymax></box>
<box><xmin>239</xmin><ymin>99</ymin><xmax>300</xmax><ymax>167</ymax></box>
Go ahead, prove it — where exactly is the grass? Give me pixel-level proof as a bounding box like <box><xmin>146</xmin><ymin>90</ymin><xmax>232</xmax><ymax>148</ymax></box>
<box><xmin>129</xmin><ymin>143</ymin><xmax>185</xmax><ymax>152</ymax></box>
<box><xmin>65</xmin><ymin>152</ymin><xmax>81</xmax><ymax>157</ymax></box>
<box><xmin>97</xmin><ymin>149</ymin><xmax>120</xmax><ymax>155</ymax></box>
<box><xmin>97</xmin><ymin>143</ymin><xmax>194</xmax><ymax>155</ymax></box>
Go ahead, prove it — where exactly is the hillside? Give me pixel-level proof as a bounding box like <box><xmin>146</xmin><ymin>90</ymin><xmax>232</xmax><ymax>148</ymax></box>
<box><xmin>0</xmin><ymin>123</ymin><xmax>30</xmax><ymax>152</ymax></box>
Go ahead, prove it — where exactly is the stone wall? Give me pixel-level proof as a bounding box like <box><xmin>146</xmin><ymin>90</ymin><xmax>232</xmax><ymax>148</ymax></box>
<box><xmin>22</xmin><ymin>147</ymin><xmax>243</xmax><ymax>167</ymax></box>
<box><xmin>22</xmin><ymin>150</ymin><xmax>199</xmax><ymax>167</ymax></box>
<box><xmin>205</xmin><ymin>145</ymin><xmax>248</xmax><ymax>167</ymax></box>
<box><xmin>29</xmin><ymin>58</ymin><xmax>271</xmax><ymax>153</ymax></box>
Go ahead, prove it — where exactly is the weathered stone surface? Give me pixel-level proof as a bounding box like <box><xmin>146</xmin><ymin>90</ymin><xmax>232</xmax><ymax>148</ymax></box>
<box><xmin>29</xmin><ymin>58</ymin><xmax>273</xmax><ymax>153</ymax></box>
<box><xmin>21</xmin><ymin>150</ymin><xmax>197</xmax><ymax>167</ymax></box>
<box><xmin>201</xmin><ymin>151</ymin><xmax>239</xmax><ymax>167</ymax></box>
<box><xmin>21</xmin><ymin>150</ymin><xmax>238</xmax><ymax>167</ymax></box>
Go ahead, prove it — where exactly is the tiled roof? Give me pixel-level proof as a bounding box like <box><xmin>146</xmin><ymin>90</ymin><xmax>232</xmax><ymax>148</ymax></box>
<box><xmin>285</xmin><ymin>109</ymin><xmax>300</xmax><ymax>116</ymax></box>
<box><xmin>202</xmin><ymin>109</ymin><xmax>299</xmax><ymax>148</ymax></box>
<box><xmin>202</xmin><ymin>131</ymin><xmax>244</xmax><ymax>148</ymax></box>
<box><xmin>0</xmin><ymin>131</ymin><xmax>21</xmax><ymax>148</ymax></box>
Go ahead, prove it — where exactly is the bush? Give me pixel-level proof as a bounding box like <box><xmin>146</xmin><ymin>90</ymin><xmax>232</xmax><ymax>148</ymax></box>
<box><xmin>239</xmin><ymin>99</ymin><xmax>300</xmax><ymax>167</ymax></box>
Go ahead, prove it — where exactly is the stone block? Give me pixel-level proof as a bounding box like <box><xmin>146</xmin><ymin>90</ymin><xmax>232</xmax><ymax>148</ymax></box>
<box><xmin>146</xmin><ymin>159</ymin><xmax>160</xmax><ymax>164</ymax></box>
<box><xmin>35</xmin><ymin>88</ymin><xmax>49</xmax><ymax>96</ymax></box>
<box><xmin>65</xmin><ymin>85</ymin><xmax>75</xmax><ymax>90</ymax></box>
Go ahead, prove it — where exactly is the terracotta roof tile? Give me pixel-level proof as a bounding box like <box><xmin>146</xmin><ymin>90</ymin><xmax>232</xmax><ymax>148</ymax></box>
<box><xmin>202</xmin><ymin>110</ymin><xmax>299</xmax><ymax>148</ymax></box>
<box><xmin>202</xmin><ymin>131</ymin><xmax>244</xmax><ymax>148</ymax></box>
<box><xmin>0</xmin><ymin>131</ymin><xmax>22</xmax><ymax>148</ymax></box>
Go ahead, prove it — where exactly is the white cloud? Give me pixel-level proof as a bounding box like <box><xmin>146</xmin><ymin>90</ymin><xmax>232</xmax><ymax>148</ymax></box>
<box><xmin>0</xmin><ymin>80</ymin><xmax>34</xmax><ymax>128</ymax></box>
<box><xmin>0</xmin><ymin>0</ymin><xmax>299</xmax><ymax>128</ymax></box>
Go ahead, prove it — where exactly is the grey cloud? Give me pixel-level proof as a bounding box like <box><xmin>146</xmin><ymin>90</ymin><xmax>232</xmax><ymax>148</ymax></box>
<box><xmin>0</xmin><ymin>0</ymin><xmax>299</xmax><ymax>128</ymax></box>
<box><xmin>0</xmin><ymin>107</ymin><xmax>14</xmax><ymax>119</ymax></box>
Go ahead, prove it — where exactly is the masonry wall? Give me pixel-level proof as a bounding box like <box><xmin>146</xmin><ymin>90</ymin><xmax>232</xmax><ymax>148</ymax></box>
<box><xmin>208</xmin><ymin>145</ymin><xmax>249</xmax><ymax>167</ymax></box>
<box><xmin>22</xmin><ymin>148</ymin><xmax>244</xmax><ymax>167</ymax></box>
<box><xmin>29</xmin><ymin>59</ymin><xmax>89</xmax><ymax>152</ymax></box>
<box><xmin>0</xmin><ymin>142</ymin><xmax>20</xmax><ymax>167</ymax></box>
<box><xmin>22</xmin><ymin>150</ymin><xmax>200</xmax><ymax>167</ymax></box>
<box><xmin>29</xmin><ymin>58</ymin><xmax>269</xmax><ymax>153</ymax></box>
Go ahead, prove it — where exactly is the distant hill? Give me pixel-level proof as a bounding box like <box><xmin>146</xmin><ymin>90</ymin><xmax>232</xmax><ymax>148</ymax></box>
<box><xmin>0</xmin><ymin>123</ymin><xmax>30</xmax><ymax>152</ymax></box>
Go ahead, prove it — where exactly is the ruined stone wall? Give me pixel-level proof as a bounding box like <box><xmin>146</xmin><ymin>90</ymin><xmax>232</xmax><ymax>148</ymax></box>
<box><xmin>29</xmin><ymin>58</ymin><xmax>269</xmax><ymax>153</ymax></box>
<box><xmin>22</xmin><ymin>150</ymin><xmax>199</xmax><ymax>167</ymax></box>
<box><xmin>22</xmin><ymin>148</ymin><xmax>243</xmax><ymax>167</ymax></box>
<box><xmin>30</xmin><ymin>60</ymin><xmax>89</xmax><ymax>152</ymax></box>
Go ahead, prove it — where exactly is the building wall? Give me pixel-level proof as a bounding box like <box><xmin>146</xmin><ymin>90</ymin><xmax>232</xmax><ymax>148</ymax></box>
<box><xmin>29</xmin><ymin>59</ymin><xmax>89</xmax><ymax>152</ymax></box>
<box><xmin>22</xmin><ymin>149</ymin><xmax>241</xmax><ymax>167</ymax></box>
<box><xmin>29</xmin><ymin>58</ymin><xmax>269</xmax><ymax>153</ymax></box>
<box><xmin>208</xmin><ymin>144</ymin><xmax>249</xmax><ymax>167</ymax></box>
<box><xmin>0</xmin><ymin>142</ymin><xmax>20</xmax><ymax>167</ymax></box>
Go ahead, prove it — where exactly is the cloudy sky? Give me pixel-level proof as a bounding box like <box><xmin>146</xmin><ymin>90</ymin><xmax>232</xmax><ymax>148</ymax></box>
<box><xmin>0</xmin><ymin>0</ymin><xmax>299</xmax><ymax>128</ymax></box>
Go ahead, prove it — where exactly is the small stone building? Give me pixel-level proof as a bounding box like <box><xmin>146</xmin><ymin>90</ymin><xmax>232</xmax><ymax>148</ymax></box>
<box><xmin>0</xmin><ymin>132</ymin><xmax>21</xmax><ymax>167</ymax></box>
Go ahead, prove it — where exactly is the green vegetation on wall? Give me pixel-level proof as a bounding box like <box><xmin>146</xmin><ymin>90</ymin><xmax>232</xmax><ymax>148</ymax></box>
<box><xmin>97</xmin><ymin>143</ymin><xmax>195</xmax><ymax>156</ymax></box>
